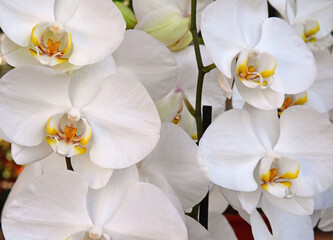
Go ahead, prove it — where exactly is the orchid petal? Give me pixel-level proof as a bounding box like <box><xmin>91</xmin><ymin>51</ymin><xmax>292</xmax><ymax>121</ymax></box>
<box><xmin>1</xmin><ymin>36</ymin><xmax>40</xmax><ymax>67</ymax></box>
<box><xmin>141</xmin><ymin>123</ymin><xmax>209</xmax><ymax>210</ymax></box>
<box><xmin>2</xmin><ymin>171</ymin><xmax>92</xmax><ymax>240</ymax></box>
<box><xmin>238</xmin><ymin>189</ymin><xmax>261</xmax><ymax>214</ymax></box>
<box><xmin>0</xmin><ymin>66</ymin><xmax>71</xmax><ymax>146</ymax></box>
<box><xmin>200</xmin><ymin>109</ymin><xmax>266</xmax><ymax>191</ymax></box>
<box><xmin>69</xmin><ymin>55</ymin><xmax>116</xmax><ymax>108</ymax></box>
<box><xmin>256</xmin><ymin>18</ymin><xmax>316</xmax><ymax>94</ymax></box>
<box><xmin>113</xmin><ymin>30</ymin><xmax>178</xmax><ymax>101</ymax></box>
<box><xmin>54</xmin><ymin>0</ymin><xmax>81</xmax><ymax>23</ymax></box>
<box><xmin>244</xmin><ymin>104</ymin><xmax>280</xmax><ymax>150</ymax></box>
<box><xmin>261</xmin><ymin>197</ymin><xmax>314</xmax><ymax>240</ymax></box>
<box><xmin>209</xmin><ymin>186</ymin><xmax>229</xmax><ymax>213</ymax></box>
<box><xmin>209</xmin><ymin>212</ymin><xmax>238</xmax><ymax>240</ymax></box>
<box><xmin>105</xmin><ymin>182</ymin><xmax>187</xmax><ymax>240</ymax></box>
<box><xmin>318</xmin><ymin>207</ymin><xmax>333</xmax><ymax>231</ymax></box>
<box><xmin>186</xmin><ymin>216</ymin><xmax>213</xmax><ymax>240</ymax></box>
<box><xmin>274</xmin><ymin>107</ymin><xmax>333</xmax><ymax>197</ymax></box>
<box><xmin>201</xmin><ymin>0</ymin><xmax>267</xmax><ymax>78</ymax></box>
<box><xmin>250</xmin><ymin>209</ymin><xmax>274</xmax><ymax>240</ymax></box>
<box><xmin>155</xmin><ymin>91</ymin><xmax>182</xmax><ymax>122</ymax></box>
<box><xmin>84</xmin><ymin>72</ymin><xmax>161</xmax><ymax>169</ymax></box>
<box><xmin>87</xmin><ymin>166</ymin><xmax>139</xmax><ymax>226</ymax></box>
<box><xmin>71</xmin><ymin>154</ymin><xmax>114</xmax><ymax>189</ymax></box>
<box><xmin>133</xmin><ymin>0</ymin><xmax>169</xmax><ymax>20</ymax></box>
<box><xmin>66</xmin><ymin>0</ymin><xmax>125</xmax><ymax>65</ymax></box>
<box><xmin>0</xmin><ymin>0</ymin><xmax>53</xmax><ymax>46</ymax></box>
<box><xmin>263</xmin><ymin>192</ymin><xmax>314</xmax><ymax>215</ymax></box>
<box><xmin>296</xmin><ymin>0</ymin><xmax>333</xmax><ymax>37</ymax></box>
<box><xmin>314</xmin><ymin>186</ymin><xmax>333</xmax><ymax>210</ymax></box>
<box><xmin>11</xmin><ymin>142</ymin><xmax>52</xmax><ymax>165</ymax></box>
<box><xmin>235</xmin><ymin>77</ymin><xmax>285</xmax><ymax>110</ymax></box>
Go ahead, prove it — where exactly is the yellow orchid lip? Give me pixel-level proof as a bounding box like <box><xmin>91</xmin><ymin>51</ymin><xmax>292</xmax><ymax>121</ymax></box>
<box><xmin>45</xmin><ymin>113</ymin><xmax>92</xmax><ymax>157</ymax></box>
<box><xmin>278</xmin><ymin>92</ymin><xmax>307</xmax><ymax>116</ymax></box>
<box><xmin>29</xmin><ymin>22</ymin><xmax>72</xmax><ymax>66</ymax></box>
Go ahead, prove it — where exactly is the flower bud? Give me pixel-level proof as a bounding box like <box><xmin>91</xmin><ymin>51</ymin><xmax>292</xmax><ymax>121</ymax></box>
<box><xmin>114</xmin><ymin>1</ymin><xmax>137</xmax><ymax>29</ymax></box>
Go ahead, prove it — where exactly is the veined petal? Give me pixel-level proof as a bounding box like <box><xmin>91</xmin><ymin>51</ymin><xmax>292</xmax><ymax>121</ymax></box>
<box><xmin>201</xmin><ymin>0</ymin><xmax>267</xmax><ymax>78</ymax></box>
<box><xmin>250</xmin><ymin>209</ymin><xmax>274</xmax><ymax>240</ymax></box>
<box><xmin>54</xmin><ymin>0</ymin><xmax>81</xmax><ymax>23</ymax></box>
<box><xmin>0</xmin><ymin>66</ymin><xmax>71</xmax><ymax>146</ymax></box>
<box><xmin>83</xmin><ymin>72</ymin><xmax>161</xmax><ymax>169</ymax></box>
<box><xmin>238</xmin><ymin>189</ymin><xmax>261</xmax><ymax>214</ymax></box>
<box><xmin>0</xmin><ymin>0</ymin><xmax>54</xmax><ymax>46</ymax></box>
<box><xmin>2</xmin><ymin>171</ymin><xmax>92</xmax><ymax>240</ymax></box>
<box><xmin>113</xmin><ymin>30</ymin><xmax>178</xmax><ymax>101</ymax></box>
<box><xmin>66</xmin><ymin>0</ymin><xmax>125</xmax><ymax>65</ymax></box>
<box><xmin>104</xmin><ymin>182</ymin><xmax>187</xmax><ymax>240</ymax></box>
<box><xmin>200</xmin><ymin>109</ymin><xmax>266</xmax><ymax>191</ymax></box>
<box><xmin>133</xmin><ymin>0</ymin><xmax>170</xmax><ymax>20</ymax></box>
<box><xmin>274</xmin><ymin>107</ymin><xmax>333</xmax><ymax>197</ymax></box>
<box><xmin>256</xmin><ymin>18</ymin><xmax>316</xmax><ymax>94</ymax></box>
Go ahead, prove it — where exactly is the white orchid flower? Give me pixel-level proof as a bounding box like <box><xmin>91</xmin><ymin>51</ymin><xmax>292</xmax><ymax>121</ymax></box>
<box><xmin>269</xmin><ymin>0</ymin><xmax>333</xmax><ymax>51</ymax></box>
<box><xmin>137</xmin><ymin>123</ymin><xmax>210</xmax><ymax>213</ymax></box>
<box><xmin>0</xmin><ymin>0</ymin><xmax>125</xmax><ymax>71</ymax></box>
<box><xmin>201</xmin><ymin>0</ymin><xmax>316</xmax><ymax>110</ymax></box>
<box><xmin>0</xmin><ymin>59</ymin><xmax>161</xmax><ymax>188</ymax></box>
<box><xmin>200</xmin><ymin>105</ymin><xmax>333</xmax><ymax>216</ymax></box>
<box><xmin>133</xmin><ymin>0</ymin><xmax>212</xmax><ymax>51</ymax></box>
<box><xmin>156</xmin><ymin>45</ymin><xmax>226</xmax><ymax>137</ymax></box>
<box><xmin>2</xmin><ymin>170</ymin><xmax>188</xmax><ymax>240</ymax></box>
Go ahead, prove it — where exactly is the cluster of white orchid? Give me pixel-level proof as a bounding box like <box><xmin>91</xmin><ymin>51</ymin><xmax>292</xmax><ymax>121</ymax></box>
<box><xmin>0</xmin><ymin>0</ymin><xmax>332</xmax><ymax>239</ymax></box>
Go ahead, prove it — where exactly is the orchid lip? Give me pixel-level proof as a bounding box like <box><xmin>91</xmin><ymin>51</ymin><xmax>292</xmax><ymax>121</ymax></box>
<box><xmin>236</xmin><ymin>49</ymin><xmax>277</xmax><ymax>89</ymax></box>
<box><xmin>29</xmin><ymin>22</ymin><xmax>72</xmax><ymax>66</ymax></box>
<box><xmin>45</xmin><ymin>113</ymin><xmax>92</xmax><ymax>157</ymax></box>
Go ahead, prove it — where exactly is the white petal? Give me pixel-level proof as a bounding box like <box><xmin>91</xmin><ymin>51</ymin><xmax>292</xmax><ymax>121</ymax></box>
<box><xmin>2</xmin><ymin>171</ymin><xmax>92</xmax><ymax>240</ymax></box>
<box><xmin>244</xmin><ymin>104</ymin><xmax>280</xmax><ymax>150</ymax></box>
<box><xmin>54</xmin><ymin>0</ymin><xmax>81</xmax><ymax>23</ymax></box>
<box><xmin>209</xmin><ymin>212</ymin><xmax>238</xmax><ymax>240</ymax></box>
<box><xmin>71</xmin><ymin>154</ymin><xmax>114</xmax><ymax>189</ymax></box>
<box><xmin>1</xmin><ymin>36</ymin><xmax>40</xmax><ymax>67</ymax></box>
<box><xmin>209</xmin><ymin>185</ymin><xmax>229</xmax><ymax>213</ymax></box>
<box><xmin>318</xmin><ymin>207</ymin><xmax>333</xmax><ymax>231</ymax></box>
<box><xmin>186</xmin><ymin>216</ymin><xmax>213</xmax><ymax>240</ymax></box>
<box><xmin>235</xmin><ymin>75</ymin><xmax>285</xmax><ymax>110</ymax></box>
<box><xmin>238</xmin><ymin>189</ymin><xmax>262</xmax><ymax>214</ymax></box>
<box><xmin>84</xmin><ymin>72</ymin><xmax>161</xmax><ymax>169</ymax></box>
<box><xmin>141</xmin><ymin>123</ymin><xmax>209</xmax><ymax>210</ymax></box>
<box><xmin>201</xmin><ymin>0</ymin><xmax>267</xmax><ymax>78</ymax></box>
<box><xmin>155</xmin><ymin>91</ymin><xmax>182</xmax><ymax>122</ymax></box>
<box><xmin>132</xmin><ymin>0</ymin><xmax>169</xmax><ymax>20</ymax></box>
<box><xmin>256</xmin><ymin>18</ymin><xmax>316</xmax><ymax>94</ymax></box>
<box><xmin>69</xmin><ymin>55</ymin><xmax>116</xmax><ymax>108</ymax></box>
<box><xmin>113</xmin><ymin>30</ymin><xmax>178</xmax><ymax>101</ymax></box>
<box><xmin>274</xmin><ymin>106</ymin><xmax>333</xmax><ymax>197</ymax></box>
<box><xmin>66</xmin><ymin>0</ymin><xmax>125</xmax><ymax>65</ymax></box>
<box><xmin>200</xmin><ymin>109</ymin><xmax>266</xmax><ymax>191</ymax></box>
<box><xmin>105</xmin><ymin>182</ymin><xmax>187</xmax><ymax>240</ymax></box>
<box><xmin>314</xmin><ymin>186</ymin><xmax>333</xmax><ymax>210</ymax></box>
<box><xmin>261</xmin><ymin>197</ymin><xmax>314</xmax><ymax>240</ymax></box>
<box><xmin>306</xmin><ymin>90</ymin><xmax>330</xmax><ymax>114</ymax></box>
<box><xmin>0</xmin><ymin>66</ymin><xmax>71</xmax><ymax>146</ymax></box>
<box><xmin>0</xmin><ymin>0</ymin><xmax>53</xmax><ymax>46</ymax></box>
<box><xmin>296</xmin><ymin>0</ymin><xmax>333</xmax><ymax>37</ymax></box>
<box><xmin>11</xmin><ymin>142</ymin><xmax>52</xmax><ymax>165</ymax></box>
<box><xmin>86</xmin><ymin>166</ymin><xmax>139</xmax><ymax>226</ymax></box>
<box><xmin>250</xmin><ymin>209</ymin><xmax>274</xmax><ymax>240</ymax></box>
<box><xmin>263</xmin><ymin>192</ymin><xmax>314</xmax><ymax>215</ymax></box>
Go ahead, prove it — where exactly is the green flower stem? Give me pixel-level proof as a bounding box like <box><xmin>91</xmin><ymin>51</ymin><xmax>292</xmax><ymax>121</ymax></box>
<box><xmin>65</xmin><ymin>157</ymin><xmax>74</xmax><ymax>171</ymax></box>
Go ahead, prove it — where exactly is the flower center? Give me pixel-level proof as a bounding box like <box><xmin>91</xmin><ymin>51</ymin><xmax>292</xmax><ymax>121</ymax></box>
<box><xmin>45</xmin><ymin>111</ymin><xmax>92</xmax><ymax>157</ymax></box>
<box><xmin>29</xmin><ymin>22</ymin><xmax>72</xmax><ymax>66</ymax></box>
<box><xmin>278</xmin><ymin>92</ymin><xmax>307</xmax><ymax>116</ymax></box>
<box><xmin>294</xmin><ymin>20</ymin><xmax>320</xmax><ymax>43</ymax></box>
<box><xmin>236</xmin><ymin>49</ymin><xmax>277</xmax><ymax>89</ymax></box>
<box><xmin>259</xmin><ymin>155</ymin><xmax>300</xmax><ymax>199</ymax></box>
